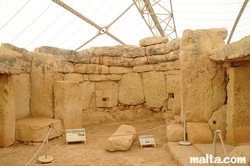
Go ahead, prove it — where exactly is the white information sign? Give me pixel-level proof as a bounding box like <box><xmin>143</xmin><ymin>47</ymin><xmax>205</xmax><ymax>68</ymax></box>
<box><xmin>66</xmin><ymin>128</ymin><xmax>86</xmax><ymax>144</ymax></box>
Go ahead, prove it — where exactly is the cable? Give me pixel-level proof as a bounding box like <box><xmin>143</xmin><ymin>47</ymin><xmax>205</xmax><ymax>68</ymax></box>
<box><xmin>173</xmin><ymin>2</ymin><xmax>244</xmax><ymax>6</ymax></box>
<box><xmin>0</xmin><ymin>0</ymin><xmax>31</xmax><ymax>30</ymax></box>
<box><xmin>10</xmin><ymin>2</ymin><xmax>53</xmax><ymax>43</ymax></box>
<box><xmin>25</xmin><ymin>0</ymin><xmax>77</xmax><ymax>48</ymax></box>
<box><xmin>25</xmin><ymin>126</ymin><xmax>53</xmax><ymax>166</ymax></box>
<box><xmin>46</xmin><ymin>0</ymin><xmax>91</xmax><ymax>46</ymax></box>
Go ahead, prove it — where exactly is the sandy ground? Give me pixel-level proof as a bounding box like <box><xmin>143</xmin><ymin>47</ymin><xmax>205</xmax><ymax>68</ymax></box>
<box><xmin>0</xmin><ymin>116</ymin><xmax>177</xmax><ymax>166</ymax></box>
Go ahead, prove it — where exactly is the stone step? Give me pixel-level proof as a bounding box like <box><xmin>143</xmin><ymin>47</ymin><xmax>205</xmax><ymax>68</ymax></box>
<box><xmin>167</xmin><ymin>142</ymin><xmax>235</xmax><ymax>166</ymax></box>
<box><xmin>16</xmin><ymin>117</ymin><xmax>64</xmax><ymax>142</ymax></box>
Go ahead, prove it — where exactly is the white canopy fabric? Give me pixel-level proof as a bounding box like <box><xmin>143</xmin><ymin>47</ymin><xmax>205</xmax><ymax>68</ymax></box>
<box><xmin>0</xmin><ymin>0</ymin><xmax>249</xmax><ymax>51</ymax></box>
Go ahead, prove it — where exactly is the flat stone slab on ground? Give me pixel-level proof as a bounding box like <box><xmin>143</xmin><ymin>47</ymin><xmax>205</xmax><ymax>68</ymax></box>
<box><xmin>105</xmin><ymin>124</ymin><xmax>136</xmax><ymax>152</ymax></box>
<box><xmin>16</xmin><ymin>117</ymin><xmax>64</xmax><ymax>142</ymax></box>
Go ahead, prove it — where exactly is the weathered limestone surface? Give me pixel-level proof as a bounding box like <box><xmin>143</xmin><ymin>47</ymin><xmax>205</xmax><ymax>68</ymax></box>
<box><xmin>142</xmin><ymin>71</ymin><xmax>166</xmax><ymax>109</ymax></box>
<box><xmin>54</xmin><ymin>81</ymin><xmax>82</xmax><ymax>129</ymax></box>
<box><xmin>81</xmin><ymin>81</ymin><xmax>95</xmax><ymax>109</ymax></box>
<box><xmin>12</xmin><ymin>74</ymin><xmax>30</xmax><ymax>120</ymax></box>
<box><xmin>15</xmin><ymin>117</ymin><xmax>64</xmax><ymax>142</ymax></box>
<box><xmin>208</xmin><ymin>105</ymin><xmax>227</xmax><ymax>138</ymax></box>
<box><xmin>89</xmin><ymin>46</ymin><xmax>122</xmax><ymax>57</ymax></box>
<box><xmin>139</xmin><ymin>36</ymin><xmax>169</xmax><ymax>46</ymax></box>
<box><xmin>122</xmin><ymin>46</ymin><xmax>145</xmax><ymax>58</ymax></box>
<box><xmin>109</xmin><ymin>67</ymin><xmax>132</xmax><ymax>74</ymax></box>
<box><xmin>146</xmin><ymin>43</ymin><xmax>166</xmax><ymax>56</ymax></box>
<box><xmin>0</xmin><ymin>47</ymin><xmax>30</xmax><ymax>74</ymax></box>
<box><xmin>180</xmin><ymin>29</ymin><xmax>226</xmax><ymax>122</ymax></box>
<box><xmin>209</xmin><ymin>28</ymin><xmax>228</xmax><ymax>40</ymax></box>
<box><xmin>165</xmin><ymin>38</ymin><xmax>181</xmax><ymax>53</ymax></box>
<box><xmin>186</xmin><ymin>122</ymin><xmax>213</xmax><ymax>144</ymax></box>
<box><xmin>64</xmin><ymin>73</ymin><xmax>83</xmax><ymax>83</ymax></box>
<box><xmin>105</xmin><ymin>124</ymin><xmax>136</xmax><ymax>152</ymax></box>
<box><xmin>30</xmin><ymin>52</ymin><xmax>56</xmax><ymax>118</ymax></box>
<box><xmin>210</xmin><ymin>35</ymin><xmax>250</xmax><ymax>61</ymax></box>
<box><xmin>0</xmin><ymin>74</ymin><xmax>15</xmax><ymax>147</ymax></box>
<box><xmin>166</xmin><ymin>72</ymin><xmax>181</xmax><ymax>115</ymax></box>
<box><xmin>133</xmin><ymin>65</ymin><xmax>154</xmax><ymax>73</ymax></box>
<box><xmin>226</xmin><ymin>67</ymin><xmax>250</xmax><ymax>144</ymax></box>
<box><xmin>34</xmin><ymin>46</ymin><xmax>82</xmax><ymax>63</ymax></box>
<box><xmin>102</xmin><ymin>57</ymin><xmax>135</xmax><ymax>67</ymax></box>
<box><xmin>229</xmin><ymin>145</ymin><xmax>250</xmax><ymax>166</ymax></box>
<box><xmin>95</xmin><ymin>81</ymin><xmax>118</xmax><ymax>108</ymax></box>
<box><xmin>166</xmin><ymin>124</ymin><xmax>184</xmax><ymax>142</ymax></box>
<box><xmin>119</xmin><ymin>73</ymin><xmax>145</xmax><ymax>105</ymax></box>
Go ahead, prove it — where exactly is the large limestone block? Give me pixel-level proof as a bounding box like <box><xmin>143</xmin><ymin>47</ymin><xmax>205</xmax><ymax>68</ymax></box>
<box><xmin>0</xmin><ymin>47</ymin><xmax>30</xmax><ymax>74</ymax></box>
<box><xmin>105</xmin><ymin>124</ymin><xmax>136</xmax><ymax>151</ymax></box>
<box><xmin>95</xmin><ymin>81</ymin><xmax>119</xmax><ymax>108</ymax></box>
<box><xmin>15</xmin><ymin>117</ymin><xmax>64</xmax><ymax>142</ymax></box>
<box><xmin>89</xmin><ymin>46</ymin><xmax>122</xmax><ymax>57</ymax></box>
<box><xmin>165</xmin><ymin>38</ymin><xmax>181</xmax><ymax>53</ymax></box>
<box><xmin>102</xmin><ymin>56</ymin><xmax>135</xmax><ymax>67</ymax></box>
<box><xmin>81</xmin><ymin>81</ymin><xmax>94</xmax><ymax>110</ymax></box>
<box><xmin>154</xmin><ymin>62</ymin><xmax>174</xmax><ymax>71</ymax></box>
<box><xmin>208</xmin><ymin>105</ymin><xmax>227</xmax><ymax>138</ymax></box>
<box><xmin>109</xmin><ymin>67</ymin><xmax>132</xmax><ymax>74</ymax></box>
<box><xmin>12</xmin><ymin>74</ymin><xmax>30</xmax><ymax>120</ymax></box>
<box><xmin>142</xmin><ymin>71</ymin><xmax>166</xmax><ymax>108</ymax></box>
<box><xmin>139</xmin><ymin>36</ymin><xmax>169</xmax><ymax>46</ymax></box>
<box><xmin>85</xmin><ymin>64</ymin><xmax>109</xmax><ymax>74</ymax></box>
<box><xmin>133</xmin><ymin>65</ymin><xmax>154</xmax><ymax>73</ymax></box>
<box><xmin>34</xmin><ymin>46</ymin><xmax>85</xmax><ymax>63</ymax></box>
<box><xmin>186</xmin><ymin>122</ymin><xmax>213</xmax><ymax>144</ymax></box>
<box><xmin>119</xmin><ymin>73</ymin><xmax>144</xmax><ymax>105</ymax></box>
<box><xmin>122</xmin><ymin>46</ymin><xmax>145</xmax><ymax>58</ymax></box>
<box><xmin>134</xmin><ymin>57</ymin><xmax>148</xmax><ymax>65</ymax></box>
<box><xmin>229</xmin><ymin>145</ymin><xmax>250</xmax><ymax>166</ymax></box>
<box><xmin>56</xmin><ymin>60</ymin><xmax>74</xmax><ymax>73</ymax></box>
<box><xmin>210</xmin><ymin>35</ymin><xmax>250</xmax><ymax>61</ymax></box>
<box><xmin>180</xmin><ymin>29</ymin><xmax>226</xmax><ymax>122</ymax></box>
<box><xmin>147</xmin><ymin>55</ymin><xmax>166</xmax><ymax>64</ymax></box>
<box><xmin>30</xmin><ymin>52</ymin><xmax>56</xmax><ymax>118</ymax></box>
<box><xmin>209</xmin><ymin>28</ymin><xmax>228</xmax><ymax>40</ymax></box>
<box><xmin>146</xmin><ymin>43</ymin><xmax>166</xmax><ymax>56</ymax></box>
<box><xmin>0</xmin><ymin>74</ymin><xmax>15</xmax><ymax>147</ymax></box>
<box><xmin>166</xmin><ymin>124</ymin><xmax>184</xmax><ymax>142</ymax></box>
<box><xmin>226</xmin><ymin>67</ymin><xmax>250</xmax><ymax>144</ymax></box>
<box><xmin>89</xmin><ymin>74</ymin><xmax>107</xmax><ymax>81</ymax></box>
<box><xmin>64</xmin><ymin>73</ymin><xmax>83</xmax><ymax>83</ymax></box>
<box><xmin>54</xmin><ymin>81</ymin><xmax>82</xmax><ymax>129</ymax></box>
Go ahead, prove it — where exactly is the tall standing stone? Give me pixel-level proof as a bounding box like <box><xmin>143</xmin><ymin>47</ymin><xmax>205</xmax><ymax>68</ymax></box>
<box><xmin>119</xmin><ymin>73</ymin><xmax>144</xmax><ymax>105</ymax></box>
<box><xmin>0</xmin><ymin>74</ymin><xmax>15</xmax><ymax>147</ymax></box>
<box><xmin>54</xmin><ymin>81</ymin><xmax>82</xmax><ymax>129</ymax></box>
<box><xmin>226</xmin><ymin>67</ymin><xmax>250</xmax><ymax>144</ymax></box>
<box><xmin>180</xmin><ymin>29</ymin><xmax>226</xmax><ymax>122</ymax></box>
<box><xmin>142</xmin><ymin>71</ymin><xmax>166</xmax><ymax>109</ymax></box>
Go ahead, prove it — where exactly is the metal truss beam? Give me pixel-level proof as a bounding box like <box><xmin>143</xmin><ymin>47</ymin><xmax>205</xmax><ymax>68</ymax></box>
<box><xmin>133</xmin><ymin>0</ymin><xmax>177</xmax><ymax>39</ymax></box>
<box><xmin>51</xmin><ymin>0</ymin><xmax>125</xmax><ymax>49</ymax></box>
<box><xmin>227</xmin><ymin>0</ymin><xmax>249</xmax><ymax>44</ymax></box>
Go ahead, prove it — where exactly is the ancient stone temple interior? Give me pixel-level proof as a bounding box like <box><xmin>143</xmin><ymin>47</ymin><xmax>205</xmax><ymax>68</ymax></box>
<box><xmin>1</xmin><ymin>28</ymin><xmax>250</xmax><ymax>165</ymax></box>
<box><xmin>0</xmin><ymin>0</ymin><xmax>250</xmax><ymax>165</ymax></box>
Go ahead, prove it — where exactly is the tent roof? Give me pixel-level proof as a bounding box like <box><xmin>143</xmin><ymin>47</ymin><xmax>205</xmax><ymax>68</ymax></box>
<box><xmin>0</xmin><ymin>0</ymin><xmax>249</xmax><ymax>51</ymax></box>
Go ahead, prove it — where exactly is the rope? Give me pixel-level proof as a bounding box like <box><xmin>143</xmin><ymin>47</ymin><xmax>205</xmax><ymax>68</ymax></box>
<box><xmin>218</xmin><ymin>133</ymin><xmax>231</xmax><ymax>166</ymax></box>
<box><xmin>53</xmin><ymin>116</ymin><xmax>183</xmax><ymax>137</ymax></box>
<box><xmin>25</xmin><ymin>126</ymin><xmax>53</xmax><ymax>166</ymax></box>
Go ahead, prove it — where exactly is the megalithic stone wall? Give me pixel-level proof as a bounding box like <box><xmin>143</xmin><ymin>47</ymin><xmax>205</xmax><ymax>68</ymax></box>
<box><xmin>179</xmin><ymin>29</ymin><xmax>227</xmax><ymax>122</ymax></box>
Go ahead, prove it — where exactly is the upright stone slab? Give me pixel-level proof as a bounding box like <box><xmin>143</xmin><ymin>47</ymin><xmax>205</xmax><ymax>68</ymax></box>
<box><xmin>54</xmin><ymin>81</ymin><xmax>82</xmax><ymax>129</ymax></box>
<box><xmin>226</xmin><ymin>67</ymin><xmax>250</xmax><ymax>144</ymax></box>
<box><xmin>12</xmin><ymin>74</ymin><xmax>30</xmax><ymax>120</ymax></box>
<box><xmin>30</xmin><ymin>52</ymin><xmax>56</xmax><ymax>118</ymax></box>
<box><xmin>142</xmin><ymin>71</ymin><xmax>166</xmax><ymax>108</ymax></box>
<box><xmin>119</xmin><ymin>73</ymin><xmax>144</xmax><ymax>105</ymax></box>
<box><xmin>95</xmin><ymin>81</ymin><xmax>119</xmax><ymax>108</ymax></box>
<box><xmin>0</xmin><ymin>74</ymin><xmax>15</xmax><ymax>147</ymax></box>
<box><xmin>81</xmin><ymin>81</ymin><xmax>95</xmax><ymax>110</ymax></box>
<box><xmin>180</xmin><ymin>29</ymin><xmax>226</xmax><ymax>122</ymax></box>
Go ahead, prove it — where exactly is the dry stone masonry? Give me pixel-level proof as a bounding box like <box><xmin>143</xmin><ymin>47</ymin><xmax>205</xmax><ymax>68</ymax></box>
<box><xmin>0</xmin><ymin>28</ymin><xmax>250</xmax><ymax>148</ymax></box>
